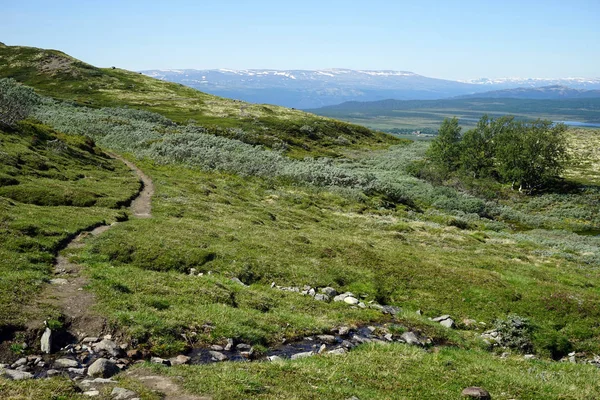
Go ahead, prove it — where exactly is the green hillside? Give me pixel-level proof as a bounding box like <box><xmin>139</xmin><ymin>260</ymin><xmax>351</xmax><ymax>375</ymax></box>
<box><xmin>0</xmin><ymin>43</ymin><xmax>398</xmax><ymax>158</ymax></box>
<box><xmin>1</xmin><ymin>45</ymin><xmax>600</xmax><ymax>399</ymax></box>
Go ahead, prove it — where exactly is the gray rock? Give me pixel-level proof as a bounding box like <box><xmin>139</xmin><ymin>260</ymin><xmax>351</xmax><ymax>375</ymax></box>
<box><xmin>314</xmin><ymin>294</ymin><xmax>330</xmax><ymax>301</ymax></box>
<box><xmin>82</xmin><ymin>337</ymin><xmax>99</xmax><ymax>344</ymax></box>
<box><xmin>169</xmin><ymin>355</ymin><xmax>191</xmax><ymax>366</ymax></box>
<box><xmin>461</xmin><ymin>386</ymin><xmax>491</xmax><ymax>399</ymax></box>
<box><xmin>440</xmin><ymin>318</ymin><xmax>455</xmax><ymax>329</ymax></box>
<box><xmin>0</xmin><ymin>363</ymin><xmax>7</xmax><ymax>369</ymax></box>
<box><xmin>210</xmin><ymin>345</ymin><xmax>224</xmax><ymax>351</ymax></box>
<box><xmin>343</xmin><ymin>296</ymin><xmax>359</xmax><ymax>305</ymax></box>
<box><xmin>209</xmin><ymin>351</ymin><xmax>228</xmax><ymax>361</ymax></box>
<box><xmin>524</xmin><ymin>354</ymin><xmax>536</xmax><ymax>360</ymax></box>
<box><xmin>432</xmin><ymin>315</ymin><xmax>451</xmax><ymax>322</ymax></box>
<box><xmin>11</xmin><ymin>358</ymin><xmax>27</xmax><ymax>368</ymax></box>
<box><xmin>150</xmin><ymin>357</ymin><xmax>170</xmax><ymax>366</ymax></box>
<box><xmin>338</xmin><ymin>326</ymin><xmax>350</xmax><ymax>336</ymax></box>
<box><xmin>358</xmin><ymin>302</ymin><xmax>366</xmax><ymax>309</ymax></box>
<box><xmin>111</xmin><ymin>387</ymin><xmax>138</xmax><ymax>400</ymax></box>
<box><xmin>50</xmin><ymin>278</ymin><xmax>68</xmax><ymax>285</ymax></box>
<box><xmin>384</xmin><ymin>333</ymin><xmax>394</xmax><ymax>342</ymax></box>
<box><xmin>321</xmin><ymin>287</ymin><xmax>338</xmax><ymax>297</ymax></box>
<box><xmin>308</xmin><ymin>288</ymin><xmax>316</xmax><ymax>297</ymax></box>
<box><xmin>400</xmin><ymin>331</ymin><xmax>424</xmax><ymax>346</ymax></box>
<box><xmin>83</xmin><ymin>390</ymin><xmax>100</xmax><ymax>397</ymax></box>
<box><xmin>318</xmin><ymin>344</ymin><xmax>327</xmax><ymax>354</ymax></box>
<box><xmin>79</xmin><ymin>378</ymin><xmax>117</xmax><ymax>387</ymax></box>
<box><xmin>231</xmin><ymin>277</ymin><xmax>248</xmax><ymax>287</ymax></box>
<box><xmin>291</xmin><ymin>351</ymin><xmax>314</xmax><ymax>360</ymax></box>
<box><xmin>93</xmin><ymin>339</ymin><xmax>123</xmax><ymax>357</ymax></box>
<box><xmin>54</xmin><ymin>358</ymin><xmax>80</xmax><ymax>369</ymax></box>
<box><xmin>327</xmin><ymin>348</ymin><xmax>348</xmax><ymax>356</ymax></box>
<box><xmin>224</xmin><ymin>338</ymin><xmax>234</xmax><ymax>351</ymax></box>
<box><xmin>68</xmin><ymin>367</ymin><xmax>86</xmax><ymax>375</ymax></box>
<box><xmin>333</xmin><ymin>292</ymin><xmax>355</xmax><ymax>302</ymax></box>
<box><xmin>317</xmin><ymin>335</ymin><xmax>337</xmax><ymax>344</ymax></box>
<box><xmin>2</xmin><ymin>369</ymin><xmax>33</xmax><ymax>380</ymax></box>
<box><xmin>46</xmin><ymin>369</ymin><xmax>61</xmax><ymax>377</ymax></box>
<box><xmin>15</xmin><ymin>365</ymin><xmax>29</xmax><ymax>372</ymax></box>
<box><xmin>236</xmin><ymin>343</ymin><xmax>252</xmax><ymax>351</ymax></box>
<box><xmin>268</xmin><ymin>355</ymin><xmax>284</xmax><ymax>362</ymax></box>
<box><xmin>41</xmin><ymin>327</ymin><xmax>52</xmax><ymax>354</ymax></box>
<box><xmin>381</xmin><ymin>305</ymin><xmax>402</xmax><ymax>315</ymax></box>
<box><xmin>88</xmin><ymin>358</ymin><xmax>119</xmax><ymax>378</ymax></box>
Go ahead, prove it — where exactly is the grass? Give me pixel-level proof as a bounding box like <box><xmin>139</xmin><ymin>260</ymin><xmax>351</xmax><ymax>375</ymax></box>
<box><xmin>0</xmin><ymin>121</ymin><xmax>139</xmax><ymax>330</ymax></box>
<box><xmin>146</xmin><ymin>343</ymin><xmax>600</xmax><ymax>399</ymax></box>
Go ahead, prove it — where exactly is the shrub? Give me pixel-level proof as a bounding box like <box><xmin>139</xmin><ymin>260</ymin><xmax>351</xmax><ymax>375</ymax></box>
<box><xmin>0</xmin><ymin>78</ymin><xmax>40</xmax><ymax>128</ymax></box>
<box><xmin>493</xmin><ymin>314</ymin><xmax>534</xmax><ymax>352</ymax></box>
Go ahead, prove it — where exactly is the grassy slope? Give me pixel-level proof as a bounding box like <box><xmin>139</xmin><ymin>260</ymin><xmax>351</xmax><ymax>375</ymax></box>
<box><xmin>0</xmin><ymin>122</ymin><xmax>139</xmax><ymax>330</ymax></box>
<box><xmin>0</xmin><ymin>43</ymin><xmax>399</xmax><ymax>158</ymax></box>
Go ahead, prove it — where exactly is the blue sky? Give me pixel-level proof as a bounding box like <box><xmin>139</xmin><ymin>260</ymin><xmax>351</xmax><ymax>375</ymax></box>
<box><xmin>2</xmin><ymin>0</ymin><xmax>599</xmax><ymax>80</ymax></box>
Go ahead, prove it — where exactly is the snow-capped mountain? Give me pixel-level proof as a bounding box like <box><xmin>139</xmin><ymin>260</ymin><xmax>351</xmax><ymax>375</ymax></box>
<box><xmin>140</xmin><ymin>68</ymin><xmax>600</xmax><ymax>109</ymax></box>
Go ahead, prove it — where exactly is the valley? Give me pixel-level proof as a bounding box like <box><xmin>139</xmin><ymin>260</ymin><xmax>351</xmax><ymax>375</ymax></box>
<box><xmin>1</xmin><ymin>43</ymin><xmax>600</xmax><ymax>399</ymax></box>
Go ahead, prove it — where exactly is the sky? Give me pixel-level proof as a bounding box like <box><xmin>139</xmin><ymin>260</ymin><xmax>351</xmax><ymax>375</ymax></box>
<box><xmin>2</xmin><ymin>0</ymin><xmax>599</xmax><ymax>80</ymax></box>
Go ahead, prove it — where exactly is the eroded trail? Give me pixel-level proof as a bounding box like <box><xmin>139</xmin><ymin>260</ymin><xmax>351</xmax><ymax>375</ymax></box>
<box><xmin>32</xmin><ymin>153</ymin><xmax>154</xmax><ymax>337</ymax></box>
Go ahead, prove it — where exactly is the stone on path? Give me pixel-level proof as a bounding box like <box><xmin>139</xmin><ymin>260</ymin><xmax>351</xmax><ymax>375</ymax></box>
<box><xmin>461</xmin><ymin>386</ymin><xmax>491</xmax><ymax>399</ymax></box>
<box><xmin>88</xmin><ymin>358</ymin><xmax>119</xmax><ymax>378</ymax></box>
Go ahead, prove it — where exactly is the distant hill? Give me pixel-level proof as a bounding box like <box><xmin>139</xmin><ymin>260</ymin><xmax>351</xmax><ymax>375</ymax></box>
<box><xmin>0</xmin><ymin>44</ymin><xmax>399</xmax><ymax>157</ymax></box>
<box><xmin>455</xmin><ymin>85</ymin><xmax>600</xmax><ymax>100</ymax></box>
<box><xmin>141</xmin><ymin>68</ymin><xmax>600</xmax><ymax>109</ymax></box>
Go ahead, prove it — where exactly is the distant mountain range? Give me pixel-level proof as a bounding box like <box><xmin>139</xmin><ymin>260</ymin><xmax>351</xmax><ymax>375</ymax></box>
<box><xmin>141</xmin><ymin>68</ymin><xmax>600</xmax><ymax>109</ymax></box>
<box><xmin>455</xmin><ymin>85</ymin><xmax>600</xmax><ymax>100</ymax></box>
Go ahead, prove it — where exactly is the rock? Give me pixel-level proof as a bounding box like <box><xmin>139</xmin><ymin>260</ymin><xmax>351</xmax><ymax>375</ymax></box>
<box><xmin>381</xmin><ymin>305</ymin><xmax>402</xmax><ymax>315</ymax></box>
<box><xmin>343</xmin><ymin>297</ymin><xmax>360</xmax><ymax>305</ymax></box>
<box><xmin>15</xmin><ymin>366</ymin><xmax>29</xmax><ymax>372</ymax></box>
<box><xmin>358</xmin><ymin>302</ymin><xmax>366</xmax><ymax>309</ymax></box>
<box><xmin>41</xmin><ymin>327</ymin><xmax>52</xmax><ymax>354</ymax></box>
<box><xmin>321</xmin><ymin>287</ymin><xmax>338</xmax><ymax>297</ymax></box>
<box><xmin>524</xmin><ymin>354</ymin><xmax>536</xmax><ymax>360</ymax></box>
<box><xmin>11</xmin><ymin>358</ymin><xmax>27</xmax><ymax>368</ymax></box>
<box><xmin>327</xmin><ymin>348</ymin><xmax>348</xmax><ymax>356</ymax></box>
<box><xmin>93</xmin><ymin>339</ymin><xmax>123</xmax><ymax>357</ymax></box>
<box><xmin>46</xmin><ymin>369</ymin><xmax>61</xmax><ymax>377</ymax></box>
<box><xmin>224</xmin><ymin>338</ymin><xmax>234</xmax><ymax>351</ymax></box>
<box><xmin>318</xmin><ymin>344</ymin><xmax>327</xmax><ymax>354</ymax></box>
<box><xmin>0</xmin><ymin>363</ymin><xmax>6</xmax><ymax>369</ymax></box>
<box><xmin>308</xmin><ymin>288</ymin><xmax>316</xmax><ymax>297</ymax></box>
<box><xmin>169</xmin><ymin>355</ymin><xmax>191</xmax><ymax>366</ymax></box>
<box><xmin>432</xmin><ymin>315</ymin><xmax>451</xmax><ymax>322</ymax></box>
<box><xmin>268</xmin><ymin>355</ymin><xmax>284</xmax><ymax>362</ymax></box>
<box><xmin>416</xmin><ymin>309</ymin><xmax>423</xmax><ymax>316</ymax></box>
<box><xmin>384</xmin><ymin>333</ymin><xmax>394</xmax><ymax>342</ymax></box>
<box><xmin>210</xmin><ymin>345</ymin><xmax>224</xmax><ymax>351</ymax></box>
<box><xmin>461</xmin><ymin>386</ymin><xmax>491</xmax><ymax>399</ymax></box>
<box><xmin>333</xmin><ymin>292</ymin><xmax>355</xmax><ymax>302</ymax></box>
<box><xmin>291</xmin><ymin>351</ymin><xmax>314</xmax><ymax>360</ymax></box>
<box><xmin>83</xmin><ymin>390</ymin><xmax>100</xmax><ymax>397</ymax></box>
<box><xmin>314</xmin><ymin>294</ymin><xmax>330</xmax><ymax>301</ymax></box>
<box><xmin>338</xmin><ymin>326</ymin><xmax>350</xmax><ymax>336</ymax></box>
<box><xmin>400</xmin><ymin>331</ymin><xmax>424</xmax><ymax>346</ymax></box>
<box><xmin>209</xmin><ymin>351</ymin><xmax>228</xmax><ymax>361</ymax></box>
<box><xmin>88</xmin><ymin>358</ymin><xmax>119</xmax><ymax>378</ymax></box>
<box><xmin>440</xmin><ymin>318</ymin><xmax>455</xmax><ymax>329</ymax></box>
<box><xmin>50</xmin><ymin>278</ymin><xmax>68</xmax><ymax>285</ymax></box>
<box><xmin>54</xmin><ymin>358</ymin><xmax>80</xmax><ymax>369</ymax></box>
<box><xmin>236</xmin><ymin>343</ymin><xmax>252</xmax><ymax>351</ymax></box>
<box><xmin>150</xmin><ymin>357</ymin><xmax>170</xmax><ymax>366</ymax></box>
<box><xmin>2</xmin><ymin>369</ymin><xmax>33</xmax><ymax>380</ymax></box>
<box><xmin>68</xmin><ymin>367</ymin><xmax>86</xmax><ymax>375</ymax></box>
<box><xmin>79</xmin><ymin>378</ymin><xmax>117</xmax><ymax>387</ymax></box>
<box><xmin>463</xmin><ymin>319</ymin><xmax>478</xmax><ymax>327</ymax></box>
<box><xmin>317</xmin><ymin>335</ymin><xmax>337</xmax><ymax>344</ymax></box>
<box><xmin>189</xmin><ymin>268</ymin><xmax>197</xmax><ymax>276</ymax></box>
<box><xmin>231</xmin><ymin>277</ymin><xmax>248</xmax><ymax>287</ymax></box>
<box><xmin>111</xmin><ymin>387</ymin><xmax>138</xmax><ymax>400</ymax></box>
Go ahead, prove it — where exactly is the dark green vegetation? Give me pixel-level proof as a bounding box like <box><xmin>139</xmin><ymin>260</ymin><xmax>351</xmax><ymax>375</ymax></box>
<box><xmin>1</xmin><ymin>44</ymin><xmax>600</xmax><ymax>398</ymax></box>
<box><xmin>309</xmin><ymin>97</ymin><xmax>600</xmax><ymax>131</ymax></box>
<box><xmin>0</xmin><ymin>43</ymin><xmax>398</xmax><ymax>158</ymax></box>
<box><xmin>0</xmin><ymin>121</ymin><xmax>139</xmax><ymax>330</ymax></box>
<box><xmin>426</xmin><ymin>116</ymin><xmax>569</xmax><ymax>191</ymax></box>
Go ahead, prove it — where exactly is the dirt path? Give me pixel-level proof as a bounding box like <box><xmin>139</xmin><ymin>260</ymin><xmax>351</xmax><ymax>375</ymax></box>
<box><xmin>28</xmin><ymin>153</ymin><xmax>154</xmax><ymax>338</ymax></box>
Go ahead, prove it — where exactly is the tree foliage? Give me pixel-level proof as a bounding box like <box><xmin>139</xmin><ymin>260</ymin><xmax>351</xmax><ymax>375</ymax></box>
<box><xmin>0</xmin><ymin>78</ymin><xmax>39</xmax><ymax>128</ymax></box>
<box><xmin>429</xmin><ymin>115</ymin><xmax>569</xmax><ymax>191</ymax></box>
<box><xmin>426</xmin><ymin>117</ymin><xmax>461</xmax><ymax>171</ymax></box>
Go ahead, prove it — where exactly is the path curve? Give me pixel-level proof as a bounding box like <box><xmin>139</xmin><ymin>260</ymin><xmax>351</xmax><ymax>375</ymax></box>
<box><xmin>31</xmin><ymin>152</ymin><xmax>154</xmax><ymax>337</ymax></box>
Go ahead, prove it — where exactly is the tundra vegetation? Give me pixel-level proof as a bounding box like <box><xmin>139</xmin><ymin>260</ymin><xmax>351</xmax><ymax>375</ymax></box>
<box><xmin>0</xmin><ymin>45</ymin><xmax>600</xmax><ymax>399</ymax></box>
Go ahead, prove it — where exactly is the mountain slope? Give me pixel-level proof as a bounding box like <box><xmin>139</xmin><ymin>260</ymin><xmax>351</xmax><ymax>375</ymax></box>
<box><xmin>455</xmin><ymin>85</ymin><xmax>600</xmax><ymax>100</ymax></box>
<box><xmin>0</xmin><ymin>44</ymin><xmax>399</xmax><ymax>157</ymax></box>
<box><xmin>141</xmin><ymin>68</ymin><xmax>485</xmax><ymax>108</ymax></box>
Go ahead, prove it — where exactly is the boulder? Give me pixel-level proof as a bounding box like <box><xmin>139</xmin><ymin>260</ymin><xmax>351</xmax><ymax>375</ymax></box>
<box><xmin>169</xmin><ymin>355</ymin><xmax>191</xmax><ymax>366</ymax></box>
<box><xmin>88</xmin><ymin>358</ymin><xmax>119</xmax><ymax>378</ymax></box>
<box><xmin>400</xmin><ymin>331</ymin><xmax>424</xmax><ymax>346</ymax></box>
<box><xmin>321</xmin><ymin>287</ymin><xmax>338</xmax><ymax>297</ymax></box>
<box><xmin>2</xmin><ymin>369</ymin><xmax>33</xmax><ymax>380</ymax></box>
<box><xmin>343</xmin><ymin>297</ymin><xmax>359</xmax><ymax>305</ymax></box>
<box><xmin>53</xmin><ymin>358</ymin><xmax>80</xmax><ymax>369</ymax></box>
<box><xmin>41</xmin><ymin>327</ymin><xmax>52</xmax><ymax>354</ymax></box>
<box><xmin>93</xmin><ymin>339</ymin><xmax>123</xmax><ymax>357</ymax></box>
<box><xmin>209</xmin><ymin>351</ymin><xmax>228</xmax><ymax>361</ymax></box>
<box><xmin>461</xmin><ymin>386</ymin><xmax>491</xmax><ymax>399</ymax></box>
